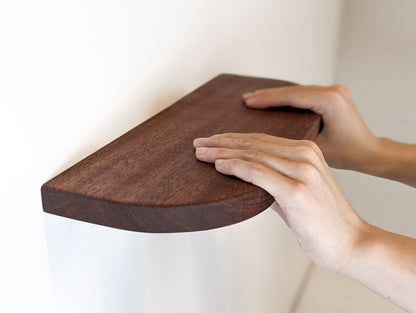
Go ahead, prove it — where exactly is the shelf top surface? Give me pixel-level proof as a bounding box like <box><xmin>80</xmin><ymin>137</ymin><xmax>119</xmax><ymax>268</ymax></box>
<box><xmin>42</xmin><ymin>74</ymin><xmax>321</xmax><ymax>232</ymax></box>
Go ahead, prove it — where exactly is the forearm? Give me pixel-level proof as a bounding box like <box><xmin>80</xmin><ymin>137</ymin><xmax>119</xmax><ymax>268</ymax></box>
<box><xmin>194</xmin><ymin>133</ymin><xmax>416</xmax><ymax>311</ymax></box>
<box><xmin>359</xmin><ymin>138</ymin><xmax>416</xmax><ymax>188</ymax></box>
<box><xmin>341</xmin><ymin>224</ymin><xmax>416</xmax><ymax>312</ymax></box>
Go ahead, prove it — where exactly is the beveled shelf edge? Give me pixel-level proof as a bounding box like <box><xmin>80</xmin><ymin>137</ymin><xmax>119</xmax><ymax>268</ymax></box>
<box><xmin>41</xmin><ymin>184</ymin><xmax>275</xmax><ymax>233</ymax></box>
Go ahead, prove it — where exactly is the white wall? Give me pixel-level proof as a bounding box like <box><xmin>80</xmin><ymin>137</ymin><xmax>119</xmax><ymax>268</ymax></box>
<box><xmin>334</xmin><ymin>0</ymin><xmax>416</xmax><ymax>238</ymax></box>
<box><xmin>289</xmin><ymin>3</ymin><xmax>416</xmax><ymax>312</ymax></box>
<box><xmin>0</xmin><ymin>1</ymin><xmax>342</xmax><ymax>312</ymax></box>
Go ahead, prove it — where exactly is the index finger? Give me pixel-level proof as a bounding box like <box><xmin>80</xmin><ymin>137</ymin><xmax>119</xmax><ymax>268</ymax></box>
<box><xmin>242</xmin><ymin>85</ymin><xmax>333</xmax><ymax>116</ymax></box>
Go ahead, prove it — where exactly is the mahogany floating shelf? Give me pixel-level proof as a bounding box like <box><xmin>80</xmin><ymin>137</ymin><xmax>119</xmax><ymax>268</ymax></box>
<box><xmin>41</xmin><ymin>74</ymin><xmax>321</xmax><ymax>233</ymax></box>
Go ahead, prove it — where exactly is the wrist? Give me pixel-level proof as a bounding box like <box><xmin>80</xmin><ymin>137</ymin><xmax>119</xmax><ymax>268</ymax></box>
<box><xmin>370</xmin><ymin>137</ymin><xmax>394</xmax><ymax>174</ymax></box>
<box><xmin>350</xmin><ymin>137</ymin><xmax>392</xmax><ymax>176</ymax></box>
<box><xmin>361</xmin><ymin>137</ymin><xmax>416</xmax><ymax>187</ymax></box>
<box><xmin>338</xmin><ymin>222</ymin><xmax>379</xmax><ymax>276</ymax></box>
<box><xmin>339</xmin><ymin>224</ymin><xmax>416</xmax><ymax>312</ymax></box>
<box><xmin>330</xmin><ymin>218</ymin><xmax>374</xmax><ymax>274</ymax></box>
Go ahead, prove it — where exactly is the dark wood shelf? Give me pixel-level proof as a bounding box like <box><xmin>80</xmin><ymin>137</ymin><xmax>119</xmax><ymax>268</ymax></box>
<box><xmin>41</xmin><ymin>74</ymin><xmax>321</xmax><ymax>233</ymax></box>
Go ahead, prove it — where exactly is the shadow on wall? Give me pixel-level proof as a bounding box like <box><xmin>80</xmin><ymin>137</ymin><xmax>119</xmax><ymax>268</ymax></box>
<box><xmin>49</xmin><ymin>86</ymin><xmax>187</xmax><ymax>179</ymax></box>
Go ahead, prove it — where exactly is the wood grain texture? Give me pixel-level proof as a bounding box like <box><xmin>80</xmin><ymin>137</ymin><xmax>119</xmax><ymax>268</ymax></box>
<box><xmin>41</xmin><ymin>74</ymin><xmax>321</xmax><ymax>233</ymax></box>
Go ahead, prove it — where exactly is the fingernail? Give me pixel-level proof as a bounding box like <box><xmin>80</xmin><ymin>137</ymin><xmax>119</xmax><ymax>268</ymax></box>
<box><xmin>193</xmin><ymin>138</ymin><xmax>202</xmax><ymax>147</ymax></box>
<box><xmin>245</xmin><ymin>98</ymin><xmax>254</xmax><ymax>106</ymax></box>
<box><xmin>215</xmin><ymin>159</ymin><xmax>225</xmax><ymax>166</ymax></box>
<box><xmin>195</xmin><ymin>147</ymin><xmax>207</xmax><ymax>154</ymax></box>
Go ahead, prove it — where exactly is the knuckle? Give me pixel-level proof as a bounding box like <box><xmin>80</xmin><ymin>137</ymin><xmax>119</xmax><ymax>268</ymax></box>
<box><xmin>240</xmin><ymin>138</ymin><xmax>255</xmax><ymax>147</ymax></box>
<box><xmin>247</xmin><ymin>162</ymin><xmax>264</xmax><ymax>177</ymax></box>
<box><xmin>301</xmin><ymin>139</ymin><xmax>319</xmax><ymax>150</ymax></box>
<box><xmin>288</xmin><ymin>181</ymin><xmax>309</xmax><ymax>201</ymax></box>
<box><xmin>330</xmin><ymin>84</ymin><xmax>349</xmax><ymax>94</ymax></box>
<box><xmin>244</xmin><ymin>149</ymin><xmax>260</xmax><ymax>160</ymax></box>
<box><xmin>254</xmin><ymin>89</ymin><xmax>271</xmax><ymax>96</ymax></box>
<box><xmin>301</xmin><ymin>140</ymin><xmax>322</xmax><ymax>156</ymax></box>
<box><xmin>218</xmin><ymin>158</ymin><xmax>239</xmax><ymax>173</ymax></box>
<box><xmin>297</xmin><ymin>141</ymin><xmax>320</xmax><ymax>161</ymax></box>
<box><xmin>327</xmin><ymin>84</ymin><xmax>350</xmax><ymax>103</ymax></box>
<box><xmin>227</xmin><ymin>159</ymin><xmax>239</xmax><ymax>168</ymax></box>
<box><xmin>210</xmin><ymin>134</ymin><xmax>223</xmax><ymax>144</ymax></box>
<box><xmin>296</xmin><ymin>162</ymin><xmax>319</xmax><ymax>182</ymax></box>
<box><xmin>294</xmin><ymin>141</ymin><xmax>326</xmax><ymax>171</ymax></box>
<box><xmin>251</xmin><ymin>133</ymin><xmax>268</xmax><ymax>141</ymax></box>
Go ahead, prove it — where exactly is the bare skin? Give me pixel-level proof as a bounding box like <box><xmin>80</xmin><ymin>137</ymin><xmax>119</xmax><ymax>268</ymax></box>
<box><xmin>193</xmin><ymin>85</ymin><xmax>416</xmax><ymax>312</ymax></box>
<box><xmin>242</xmin><ymin>85</ymin><xmax>416</xmax><ymax>187</ymax></box>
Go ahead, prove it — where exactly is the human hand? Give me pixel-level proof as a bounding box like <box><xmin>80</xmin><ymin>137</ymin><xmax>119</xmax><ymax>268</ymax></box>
<box><xmin>193</xmin><ymin>133</ymin><xmax>367</xmax><ymax>272</ymax></box>
<box><xmin>242</xmin><ymin>85</ymin><xmax>378</xmax><ymax>171</ymax></box>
